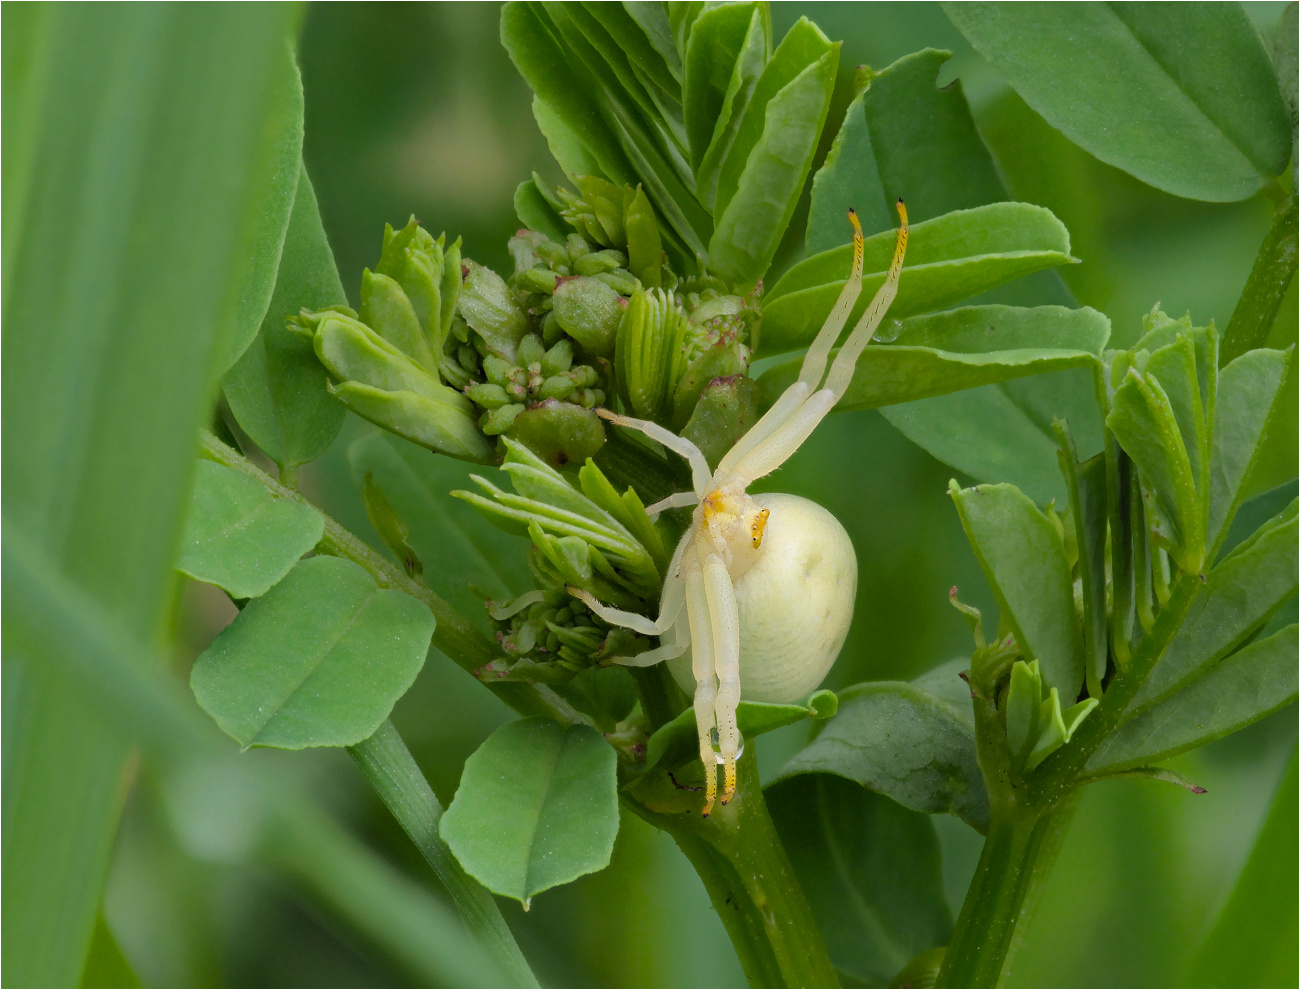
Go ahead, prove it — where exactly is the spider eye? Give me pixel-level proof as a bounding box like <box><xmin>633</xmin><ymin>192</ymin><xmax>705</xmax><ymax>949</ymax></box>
<box><xmin>750</xmin><ymin>508</ymin><xmax>771</xmax><ymax>548</ymax></box>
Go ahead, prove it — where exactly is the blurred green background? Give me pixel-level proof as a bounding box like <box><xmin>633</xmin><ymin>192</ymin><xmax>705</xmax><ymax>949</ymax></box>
<box><xmin>97</xmin><ymin>3</ymin><xmax>1295</xmax><ymax>986</ymax></box>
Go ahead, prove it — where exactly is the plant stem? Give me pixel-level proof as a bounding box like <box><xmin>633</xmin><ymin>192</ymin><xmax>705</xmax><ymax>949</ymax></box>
<box><xmin>624</xmin><ymin>748</ymin><xmax>839</xmax><ymax>988</ymax></box>
<box><xmin>347</xmin><ymin>720</ymin><xmax>538</xmax><ymax>988</ymax></box>
<box><xmin>1221</xmin><ymin>193</ymin><xmax>1298</xmax><ymax>365</ymax></box>
<box><xmin>198</xmin><ymin>430</ymin><xmax>584</xmax><ymax>725</ymax></box>
<box><xmin>935</xmin><ymin>803</ymin><xmax>1072</xmax><ymax>988</ymax></box>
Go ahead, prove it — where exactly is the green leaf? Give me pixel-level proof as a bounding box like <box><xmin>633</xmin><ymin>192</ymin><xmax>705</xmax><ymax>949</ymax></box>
<box><xmin>807</xmin><ymin>48</ymin><xmax>1005</xmax><ymax>253</ymax></box>
<box><xmin>714</xmin><ymin>17</ymin><xmax>836</xmax><ymax>222</ymax></box>
<box><xmin>589</xmin><ymin>2</ymin><xmax>681</xmax><ymax>91</ymax></box>
<box><xmin>694</xmin><ymin>7</ymin><xmax>768</xmax><ymax>210</ymax></box>
<box><xmin>683</xmin><ymin>2</ymin><xmax>762</xmax><ymax>169</ymax></box>
<box><xmin>1089</xmin><ymin>625</ymin><xmax>1297</xmax><ymax>774</ymax></box>
<box><xmin>1189</xmin><ymin>747</ymin><xmax>1299</xmax><ymax>987</ymax></box>
<box><xmin>190</xmin><ymin>555</ymin><xmax>433</xmax><ymax>749</ymax></box>
<box><xmin>1</xmin><ymin>6</ymin><xmax>303</xmax><ymax>984</ymax></box>
<box><xmin>758</xmin><ymin>304</ymin><xmax>1107</xmax><ymax>411</ymax></box>
<box><xmin>1057</xmin><ymin>432</ymin><xmax>1109</xmax><ymax>696</ymax></box>
<box><xmin>709</xmin><ymin>34</ymin><xmax>837</xmax><ymax>284</ymax></box>
<box><xmin>767</xmin><ymin>775</ymin><xmax>952</xmax><ymax>985</ymax></box>
<box><xmin>949</xmin><ymin>482</ymin><xmax>1085</xmax><ymax>699</ymax></box>
<box><xmin>881</xmin><ymin>367</ymin><xmax>1105</xmax><ymax>507</ymax></box>
<box><xmin>944</xmin><ymin>2</ymin><xmax>1292</xmax><ymax>200</ymax></box>
<box><xmin>760</xmin><ymin>202</ymin><xmax>1075</xmax><ymax>357</ymax></box>
<box><xmin>440</xmin><ymin>717</ymin><xmax>619</xmax><ymax>906</ymax></box>
<box><xmin>774</xmin><ymin>680</ymin><xmax>989</xmax><ymax>832</ymax></box>
<box><xmin>348</xmin><ymin>430</ymin><xmax>531</xmax><ymax>628</ymax></box>
<box><xmin>1134</xmin><ymin>499</ymin><xmax>1298</xmax><ymax>710</ymax></box>
<box><xmin>223</xmin><ymin>165</ymin><xmax>348</xmax><ymax>474</ymax></box>
<box><xmin>1209</xmin><ymin>347</ymin><xmax>1296</xmax><ymax>554</ymax></box>
<box><xmin>176</xmin><ymin>460</ymin><xmax>323</xmax><ymax>598</ymax></box>
<box><xmin>514</xmin><ymin>176</ymin><xmax>571</xmax><ymax>244</ymax></box>
<box><xmin>645</xmin><ymin>690</ymin><xmax>838</xmax><ymax>771</ymax></box>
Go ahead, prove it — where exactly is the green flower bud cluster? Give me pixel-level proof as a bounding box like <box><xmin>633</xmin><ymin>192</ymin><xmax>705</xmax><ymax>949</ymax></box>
<box><xmin>454</xmin><ymin>439</ymin><xmax>669</xmax><ymax>678</ymax></box>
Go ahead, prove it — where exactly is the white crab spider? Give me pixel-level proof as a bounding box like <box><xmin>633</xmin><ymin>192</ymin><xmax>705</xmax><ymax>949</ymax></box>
<box><xmin>572</xmin><ymin>202</ymin><xmax>909</xmax><ymax>815</ymax></box>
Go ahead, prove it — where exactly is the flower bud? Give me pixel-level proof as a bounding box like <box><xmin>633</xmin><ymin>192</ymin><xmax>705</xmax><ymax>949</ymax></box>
<box><xmin>575</xmin><ymin>249</ymin><xmax>628</xmax><ymax>276</ymax></box>
<box><xmin>507</xmin><ymin>399</ymin><xmax>605</xmax><ymax>470</ymax></box>
<box><xmin>615</xmin><ymin>285</ymin><xmax>690</xmax><ymax>422</ymax></box>
<box><xmin>330</xmin><ymin>381</ymin><xmax>492</xmax><ymax>463</ymax></box>
<box><xmin>623</xmin><ymin>184</ymin><xmax>662</xmax><ymax>288</ymax></box>
<box><xmin>670</xmin><ymin>339</ymin><xmax>750</xmax><ymax>429</ymax></box>
<box><xmin>359</xmin><ymin>269</ymin><xmax>437</xmax><ymax>372</ymax></box>
<box><xmin>311</xmin><ymin>313</ymin><xmax>445</xmax><ymax>401</ymax></box>
<box><xmin>553</xmin><ymin>276</ymin><xmax>623</xmax><ymax>358</ymax></box>
<box><xmin>459</xmin><ymin>259</ymin><xmax>529</xmax><ymax>360</ymax></box>
<box><xmin>680</xmin><ymin>374</ymin><xmax>762</xmax><ymax>469</ymax></box>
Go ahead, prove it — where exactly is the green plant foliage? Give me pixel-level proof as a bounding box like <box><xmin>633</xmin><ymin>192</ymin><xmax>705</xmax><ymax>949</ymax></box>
<box><xmin>949</xmin><ymin>481</ymin><xmax>1085</xmax><ymax>699</ymax></box>
<box><xmin>761</xmin><ymin>202</ymin><xmax>1075</xmax><ymax>356</ymax></box>
<box><xmin>645</xmin><ymin>690</ymin><xmax>837</xmax><ymax>771</ymax></box>
<box><xmin>775</xmin><ymin>679</ymin><xmax>989</xmax><ymax>832</ymax></box>
<box><xmin>176</xmin><ymin>461</ymin><xmax>323</xmax><ymax>599</ymax></box>
<box><xmin>440</xmin><ymin>717</ymin><xmax>619</xmax><ymax>906</ymax></box>
<box><xmin>759</xmin><ymin>304</ymin><xmax>1107</xmax><ymax>411</ymax></box>
<box><xmin>190</xmin><ymin>556</ymin><xmax>434</xmax><ymax>749</ymax></box>
<box><xmin>767</xmin><ymin>774</ymin><xmax>951</xmax><ymax>985</ymax></box>
<box><xmin>1</xmin><ymin>6</ymin><xmax>303</xmax><ymax>984</ymax></box>
<box><xmin>1089</xmin><ymin>625</ymin><xmax>1298</xmax><ymax>774</ymax></box>
<box><xmin>945</xmin><ymin>2</ymin><xmax>1292</xmax><ymax>201</ymax></box>
<box><xmin>224</xmin><ymin>166</ymin><xmax>349</xmax><ymax>476</ymax></box>
<box><xmin>683</xmin><ymin>2</ymin><xmax>767</xmax><ymax>171</ymax></box>
<box><xmin>807</xmin><ymin>48</ymin><xmax>1004</xmax><ymax>253</ymax></box>
<box><xmin>1134</xmin><ymin>499</ymin><xmax>1298</xmax><ymax>709</ymax></box>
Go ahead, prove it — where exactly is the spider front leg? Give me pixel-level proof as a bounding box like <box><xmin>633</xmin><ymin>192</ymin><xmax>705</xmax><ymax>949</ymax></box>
<box><xmin>700</xmin><ymin>547</ymin><xmax>742</xmax><ymax>807</ymax></box>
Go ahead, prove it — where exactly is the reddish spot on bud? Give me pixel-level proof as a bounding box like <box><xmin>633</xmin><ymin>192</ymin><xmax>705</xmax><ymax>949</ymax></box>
<box><xmin>460</xmin><ymin>264</ymin><xmax>470</xmax><ymax>281</ymax></box>
<box><xmin>1191</xmin><ymin>786</ymin><xmax>1207</xmax><ymax>794</ymax></box>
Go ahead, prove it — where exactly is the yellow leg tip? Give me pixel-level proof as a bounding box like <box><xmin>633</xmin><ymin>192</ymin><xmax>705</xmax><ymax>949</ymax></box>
<box><xmin>701</xmin><ymin>764</ymin><xmax>717</xmax><ymax>816</ymax></box>
<box><xmin>720</xmin><ymin>757</ymin><xmax>737</xmax><ymax>805</ymax></box>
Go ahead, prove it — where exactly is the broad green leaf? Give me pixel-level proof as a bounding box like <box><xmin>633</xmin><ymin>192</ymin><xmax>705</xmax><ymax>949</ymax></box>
<box><xmin>694</xmin><ymin>7</ymin><xmax>768</xmax><ymax>209</ymax></box>
<box><xmin>774</xmin><ymin>680</ymin><xmax>989</xmax><ymax>832</ymax></box>
<box><xmin>2</xmin><ymin>534</ymin><xmax>513</xmax><ymax>989</ymax></box>
<box><xmin>1134</xmin><ymin>499</ymin><xmax>1298</xmax><ymax>710</ymax></box>
<box><xmin>709</xmin><ymin>44</ymin><xmax>837</xmax><ymax>284</ymax></box>
<box><xmin>223</xmin><ymin>165</ymin><xmax>348</xmax><ymax>474</ymax></box>
<box><xmin>1189</xmin><ymin>748</ymin><xmax>1299</xmax><ymax>987</ymax></box>
<box><xmin>1</xmin><ymin>7</ymin><xmax>302</xmax><ymax>984</ymax></box>
<box><xmin>1209</xmin><ymin>347</ymin><xmax>1295</xmax><ymax>554</ymax></box>
<box><xmin>214</xmin><ymin>42</ymin><xmax>304</xmax><ymax>377</ymax></box>
<box><xmin>622</xmin><ymin>1</ymin><xmax>683</xmax><ymax>83</ymax></box>
<box><xmin>1090</xmin><ymin>625</ymin><xmax>1298</xmax><ymax>773</ymax></box>
<box><xmin>807</xmin><ymin>48</ymin><xmax>1004</xmax><ymax>253</ymax></box>
<box><xmin>950</xmin><ymin>482</ymin><xmax>1085</xmax><ymax>699</ymax></box>
<box><xmin>945</xmin><ymin>3</ymin><xmax>1291</xmax><ymax>200</ymax></box>
<box><xmin>767</xmin><ymin>775</ymin><xmax>951</xmax><ymax>985</ymax></box>
<box><xmin>758</xmin><ymin>304</ymin><xmax>1107</xmax><ymax>411</ymax></box>
<box><xmin>683</xmin><ymin>2</ymin><xmax>762</xmax><ymax>169</ymax></box>
<box><xmin>881</xmin><ymin>367</ymin><xmax>1105</xmax><ymax>507</ymax></box>
<box><xmin>714</xmin><ymin>17</ymin><xmax>836</xmax><ymax>222</ymax></box>
<box><xmin>532</xmin><ymin>97</ymin><xmax>604</xmax><ymax>178</ymax></box>
<box><xmin>760</xmin><ymin>202</ymin><xmax>1075</xmax><ymax>357</ymax></box>
<box><xmin>190</xmin><ymin>555</ymin><xmax>433</xmax><ymax>749</ymax></box>
<box><xmin>176</xmin><ymin>460</ymin><xmax>323</xmax><ymax>599</ymax></box>
<box><xmin>348</xmin><ymin>430</ymin><xmax>530</xmax><ymax>629</ymax></box>
<box><xmin>440</xmin><ymin>717</ymin><xmax>619</xmax><ymax>906</ymax></box>
<box><xmin>644</xmin><ymin>689</ymin><xmax>837</xmax><ymax>771</ymax></box>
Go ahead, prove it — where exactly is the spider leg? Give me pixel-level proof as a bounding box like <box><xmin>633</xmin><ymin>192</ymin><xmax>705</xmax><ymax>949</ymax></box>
<box><xmin>645</xmin><ymin>490</ymin><xmax>700</xmax><ymax>519</ymax></box>
<box><xmin>568</xmin><ymin>572</ymin><xmax>685</xmax><ymax>637</ymax></box>
<box><xmin>824</xmin><ymin>200</ymin><xmax>909</xmax><ymax>400</ymax></box>
<box><xmin>683</xmin><ymin>565</ymin><xmax>719</xmax><ymax>815</ymax></box>
<box><xmin>606</xmin><ymin>639</ymin><xmax>688</xmax><ymax>667</ymax></box>
<box><xmin>596</xmin><ymin>408</ymin><xmax>713</xmax><ymax>497</ymax></box>
<box><xmin>701</xmin><ymin>549</ymin><xmax>742</xmax><ymax>805</ymax></box>
<box><xmin>798</xmin><ymin>208</ymin><xmax>867</xmax><ymax>390</ymax></box>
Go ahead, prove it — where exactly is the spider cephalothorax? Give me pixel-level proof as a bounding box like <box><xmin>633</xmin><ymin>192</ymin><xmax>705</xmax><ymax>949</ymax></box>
<box><xmin>573</xmin><ymin>202</ymin><xmax>909</xmax><ymax>814</ymax></box>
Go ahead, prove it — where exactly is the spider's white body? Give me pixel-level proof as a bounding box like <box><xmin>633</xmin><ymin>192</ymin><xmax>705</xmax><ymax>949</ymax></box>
<box><xmin>573</xmin><ymin>203</ymin><xmax>908</xmax><ymax>814</ymax></box>
<box><xmin>662</xmin><ymin>493</ymin><xmax>856</xmax><ymax>703</ymax></box>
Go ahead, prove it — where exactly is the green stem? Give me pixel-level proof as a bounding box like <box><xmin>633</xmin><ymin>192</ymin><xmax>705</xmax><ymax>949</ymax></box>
<box><xmin>623</xmin><ymin>749</ymin><xmax>839</xmax><ymax>988</ymax></box>
<box><xmin>935</xmin><ymin>803</ymin><xmax>1073</xmax><ymax>988</ymax></box>
<box><xmin>347</xmin><ymin>720</ymin><xmax>538</xmax><ymax>988</ymax></box>
<box><xmin>1221</xmin><ymin>193</ymin><xmax>1298</xmax><ymax>365</ymax></box>
<box><xmin>198</xmin><ymin>430</ymin><xmax>584</xmax><ymax>725</ymax></box>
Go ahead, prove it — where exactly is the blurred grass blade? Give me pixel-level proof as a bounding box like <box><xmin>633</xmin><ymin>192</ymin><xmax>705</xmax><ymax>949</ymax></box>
<box><xmin>1</xmin><ymin>7</ymin><xmax>302</xmax><ymax>985</ymax></box>
<box><xmin>944</xmin><ymin>3</ymin><xmax>1291</xmax><ymax>201</ymax></box>
<box><xmin>1187</xmin><ymin>747</ymin><xmax>1299</xmax><ymax>987</ymax></box>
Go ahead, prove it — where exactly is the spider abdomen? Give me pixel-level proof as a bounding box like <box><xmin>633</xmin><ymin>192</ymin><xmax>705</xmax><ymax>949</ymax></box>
<box><xmin>669</xmin><ymin>493</ymin><xmax>857</xmax><ymax>704</ymax></box>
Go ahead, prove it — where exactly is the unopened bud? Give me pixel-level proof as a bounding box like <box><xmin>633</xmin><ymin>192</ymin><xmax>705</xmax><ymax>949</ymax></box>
<box><xmin>359</xmin><ymin>269</ymin><xmax>437</xmax><ymax>372</ymax></box>
<box><xmin>553</xmin><ymin>276</ymin><xmax>623</xmax><ymax>358</ymax></box>
<box><xmin>330</xmin><ymin>381</ymin><xmax>492</xmax><ymax>463</ymax></box>
<box><xmin>681</xmin><ymin>375</ymin><xmax>762</xmax><ymax>469</ymax></box>
<box><xmin>459</xmin><ymin>260</ymin><xmax>529</xmax><ymax>360</ymax></box>
<box><xmin>507</xmin><ymin>399</ymin><xmax>605</xmax><ymax>470</ymax></box>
